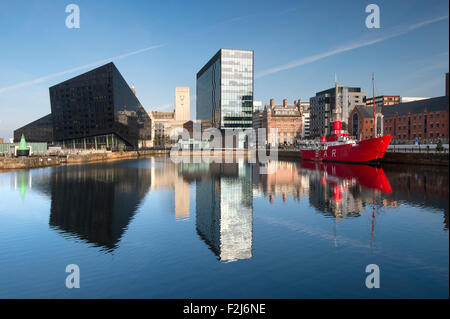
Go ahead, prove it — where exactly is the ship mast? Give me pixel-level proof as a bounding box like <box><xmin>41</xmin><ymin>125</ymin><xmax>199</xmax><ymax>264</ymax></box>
<box><xmin>372</xmin><ymin>72</ymin><xmax>376</xmax><ymax>137</ymax></box>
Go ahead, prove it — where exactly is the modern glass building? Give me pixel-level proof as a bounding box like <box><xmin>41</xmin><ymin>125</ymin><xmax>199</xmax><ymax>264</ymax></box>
<box><xmin>14</xmin><ymin>62</ymin><xmax>152</xmax><ymax>150</ymax></box>
<box><xmin>14</xmin><ymin>114</ymin><xmax>53</xmax><ymax>143</ymax></box>
<box><xmin>196</xmin><ymin>49</ymin><xmax>254</xmax><ymax>136</ymax></box>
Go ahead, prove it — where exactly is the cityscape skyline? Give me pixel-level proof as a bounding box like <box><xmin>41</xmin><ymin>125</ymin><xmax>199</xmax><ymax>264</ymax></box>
<box><xmin>0</xmin><ymin>0</ymin><xmax>449</xmax><ymax>140</ymax></box>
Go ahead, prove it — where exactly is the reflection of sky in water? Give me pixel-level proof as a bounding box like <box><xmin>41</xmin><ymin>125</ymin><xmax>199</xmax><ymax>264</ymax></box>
<box><xmin>0</xmin><ymin>158</ymin><xmax>448</xmax><ymax>298</ymax></box>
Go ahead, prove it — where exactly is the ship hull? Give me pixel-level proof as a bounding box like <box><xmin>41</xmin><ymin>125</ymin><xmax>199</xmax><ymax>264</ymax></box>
<box><xmin>300</xmin><ymin>135</ymin><xmax>393</xmax><ymax>163</ymax></box>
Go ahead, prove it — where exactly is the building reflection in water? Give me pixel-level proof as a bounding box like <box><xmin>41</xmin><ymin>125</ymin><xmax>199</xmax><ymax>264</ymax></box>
<box><xmin>27</xmin><ymin>158</ymin><xmax>192</xmax><ymax>252</ymax></box>
<box><xmin>9</xmin><ymin>156</ymin><xmax>447</xmax><ymax>256</ymax></box>
<box><xmin>31</xmin><ymin>164</ymin><xmax>153</xmax><ymax>251</ymax></box>
<box><xmin>147</xmin><ymin>157</ymin><xmax>191</xmax><ymax>220</ymax></box>
<box><xmin>179</xmin><ymin>161</ymin><xmax>253</xmax><ymax>263</ymax></box>
<box><xmin>253</xmin><ymin>160</ymin><xmax>392</xmax><ymax>219</ymax></box>
<box><xmin>253</xmin><ymin>160</ymin><xmax>448</xmax><ymax>230</ymax></box>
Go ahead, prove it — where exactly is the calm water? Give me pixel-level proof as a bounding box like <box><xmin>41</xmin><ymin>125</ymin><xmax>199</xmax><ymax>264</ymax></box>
<box><xmin>0</xmin><ymin>157</ymin><xmax>448</xmax><ymax>298</ymax></box>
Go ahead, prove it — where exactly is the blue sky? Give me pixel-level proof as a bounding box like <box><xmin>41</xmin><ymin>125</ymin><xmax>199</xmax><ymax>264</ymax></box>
<box><xmin>0</xmin><ymin>0</ymin><xmax>448</xmax><ymax>140</ymax></box>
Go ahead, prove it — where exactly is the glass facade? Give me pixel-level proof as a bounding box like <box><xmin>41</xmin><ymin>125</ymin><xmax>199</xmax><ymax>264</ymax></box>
<box><xmin>48</xmin><ymin>62</ymin><xmax>151</xmax><ymax>149</ymax></box>
<box><xmin>13</xmin><ymin>114</ymin><xmax>53</xmax><ymax>143</ymax></box>
<box><xmin>196</xmin><ymin>49</ymin><xmax>254</xmax><ymax>130</ymax></box>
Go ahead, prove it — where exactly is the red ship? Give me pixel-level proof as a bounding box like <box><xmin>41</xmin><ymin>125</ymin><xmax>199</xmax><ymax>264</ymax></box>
<box><xmin>300</xmin><ymin>120</ymin><xmax>392</xmax><ymax>163</ymax></box>
<box><xmin>301</xmin><ymin>73</ymin><xmax>392</xmax><ymax>163</ymax></box>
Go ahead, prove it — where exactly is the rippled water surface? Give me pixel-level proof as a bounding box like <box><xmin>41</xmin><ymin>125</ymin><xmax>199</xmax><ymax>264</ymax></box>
<box><xmin>0</xmin><ymin>157</ymin><xmax>448</xmax><ymax>298</ymax></box>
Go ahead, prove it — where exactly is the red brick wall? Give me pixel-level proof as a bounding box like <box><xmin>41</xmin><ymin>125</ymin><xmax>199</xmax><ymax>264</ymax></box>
<box><xmin>348</xmin><ymin>108</ymin><xmax>378</xmax><ymax>140</ymax></box>
<box><xmin>383</xmin><ymin>109</ymin><xmax>449</xmax><ymax>142</ymax></box>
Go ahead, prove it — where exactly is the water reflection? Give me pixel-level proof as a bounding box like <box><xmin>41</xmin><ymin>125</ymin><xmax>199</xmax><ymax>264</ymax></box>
<box><xmin>179</xmin><ymin>162</ymin><xmax>253</xmax><ymax>263</ymax></box>
<box><xmin>5</xmin><ymin>157</ymin><xmax>448</xmax><ymax>257</ymax></box>
<box><xmin>32</xmin><ymin>165</ymin><xmax>152</xmax><ymax>251</ymax></box>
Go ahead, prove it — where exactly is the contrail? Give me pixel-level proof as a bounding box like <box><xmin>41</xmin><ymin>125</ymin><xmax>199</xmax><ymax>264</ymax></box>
<box><xmin>255</xmin><ymin>15</ymin><xmax>449</xmax><ymax>79</ymax></box>
<box><xmin>0</xmin><ymin>44</ymin><xmax>164</xmax><ymax>94</ymax></box>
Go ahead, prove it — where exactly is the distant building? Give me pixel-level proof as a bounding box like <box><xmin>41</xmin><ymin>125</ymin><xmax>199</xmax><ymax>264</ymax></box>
<box><xmin>348</xmin><ymin>106</ymin><xmax>383</xmax><ymax>140</ymax></box>
<box><xmin>310</xmin><ymin>84</ymin><xmax>366</xmax><ymax>138</ymax></box>
<box><xmin>400</xmin><ymin>97</ymin><xmax>429</xmax><ymax>103</ymax></box>
<box><xmin>0</xmin><ymin>138</ymin><xmax>4</xmax><ymax>144</ymax></box>
<box><xmin>382</xmin><ymin>96</ymin><xmax>449</xmax><ymax>143</ymax></box>
<box><xmin>365</xmin><ymin>95</ymin><xmax>400</xmax><ymax>107</ymax></box>
<box><xmin>196</xmin><ymin>48</ymin><xmax>253</xmax><ymax>148</ymax></box>
<box><xmin>13</xmin><ymin>62</ymin><xmax>152</xmax><ymax>150</ymax></box>
<box><xmin>300</xmin><ymin>101</ymin><xmax>311</xmax><ymax>138</ymax></box>
<box><xmin>149</xmin><ymin>87</ymin><xmax>191</xmax><ymax>146</ymax></box>
<box><xmin>302</xmin><ymin>110</ymin><xmax>311</xmax><ymax>138</ymax></box>
<box><xmin>253</xmin><ymin>99</ymin><xmax>302</xmax><ymax>145</ymax></box>
<box><xmin>253</xmin><ymin>101</ymin><xmax>262</xmax><ymax>112</ymax></box>
<box><xmin>175</xmin><ymin>86</ymin><xmax>190</xmax><ymax>122</ymax></box>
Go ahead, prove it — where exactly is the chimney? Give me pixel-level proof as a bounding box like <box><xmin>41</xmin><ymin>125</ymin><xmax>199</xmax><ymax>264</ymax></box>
<box><xmin>283</xmin><ymin>99</ymin><xmax>287</xmax><ymax>107</ymax></box>
<box><xmin>270</xmin><ymin>99</ymin><xmax>274</xmax><ymax>107</ymax></box>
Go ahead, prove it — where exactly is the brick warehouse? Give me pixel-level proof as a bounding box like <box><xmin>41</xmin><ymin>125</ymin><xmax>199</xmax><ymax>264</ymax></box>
<box><xmin>348</xmin><ymin>106</ymin><xmax>383</xmax><ymax>140</ymax></box>
<box><xmin>381</xmin><ymin>96</ymin><xmax>449</xmax><ymax>143</ymax></box>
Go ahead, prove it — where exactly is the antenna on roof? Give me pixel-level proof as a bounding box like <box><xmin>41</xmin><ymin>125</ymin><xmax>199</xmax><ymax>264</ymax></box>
<box><xmin>334</xmin><ymin>72</ymin><xmax>337</xmax><ymax>85</ymax></box>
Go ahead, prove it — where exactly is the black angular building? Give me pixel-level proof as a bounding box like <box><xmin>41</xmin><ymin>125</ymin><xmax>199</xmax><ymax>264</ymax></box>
<box><xmin>13</xmin><ymin>114</ymin><xmax>53</xmax><ymax>143</ymax></box>
<box><xmin>14</xmin><ymin>62</ymin><xmax>151</xmax><ymax>150</ymax></box>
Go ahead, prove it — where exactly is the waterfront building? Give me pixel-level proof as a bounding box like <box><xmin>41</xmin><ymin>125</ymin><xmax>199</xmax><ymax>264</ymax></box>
<box><xmin>149</xmin><ymin>87</ymin><xmax>191</xmax><ymax>146</ymax></box>
<box><xmin>365</xmin><ymin>95</ymin><xmax>400</xmax><ymax>107</ymax></box>
<box><xmin>13</xmin><ymin>114</ymin><xmax>54</xmax><ymax>143</ymax></box>
<box><xmin>348</xmin><ymin>106</ymin><xmax>383</xmax><ymax>140</ymax></box>
<box><xmin>196</xmin><ymin>49</ymin><xmax>254</xmax><ymax>148</ymax></box>
<box><xmin>310</xmin><ymin>84</ymin><xmax>366</xmax><ymax>138</ymax></box>
<box><xmin>382</xmin><ymin>96</ymin><xmax>449</xmax><ymax>143</ymax></box>
<box><xmin>252</xmin><ymin>99</ymin><xmax>302</xmax><ymax>145</ymax></box>
<box><xmin>14</xmin><ymin>62</ymin><xmax>152</xmax><ymax>150</ymax></box>
<box><xmin>0</xmin><ymin>138</ymin><xmax>3</xmax><ymax>144</ymax></box>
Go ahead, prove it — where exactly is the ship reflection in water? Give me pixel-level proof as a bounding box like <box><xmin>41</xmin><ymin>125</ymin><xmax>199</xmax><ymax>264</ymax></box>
<box><xmin>1</xmin><ymin>156</ymin><xmax>448</xmax><ymax>298</ymax></box>
<box><xmin>7</xmin><ymin>158</ymin><xmax>449</xmax><ymax>254</ymax></box>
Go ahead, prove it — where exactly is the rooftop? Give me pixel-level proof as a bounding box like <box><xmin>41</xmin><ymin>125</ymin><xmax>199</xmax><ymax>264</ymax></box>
<box><xmin>354</xmin><ymin>106</ymin><xmax>382</xmax><ymax>118</ymax></box>
<box><xmin>381</xmin><ymin>96</ymin><xmax>449</xmax><ymax>117</ymax></box>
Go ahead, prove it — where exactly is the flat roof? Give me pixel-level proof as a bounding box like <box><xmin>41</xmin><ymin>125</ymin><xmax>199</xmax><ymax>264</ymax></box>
<box><xmin>196</xmin><ymin>48</ymin><xmax>253</xmax><ymax>79</ymax></box>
